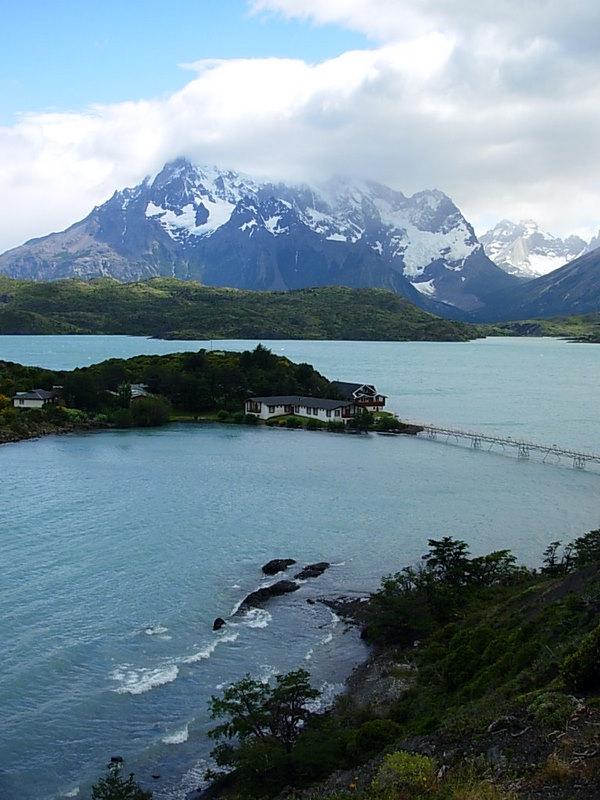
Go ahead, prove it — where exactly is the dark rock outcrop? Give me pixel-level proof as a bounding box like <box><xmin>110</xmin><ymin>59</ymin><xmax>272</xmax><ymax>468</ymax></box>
<box><xmin>294</xmin><ymin>562</ymin><xmax>330</xmax><ymax>580</ymax></box>
<box><xmin>240</xmin><ymin>580</ymin><xmax>299</xmax><ymax>609</ymax></box>
<box><xmin>212</xmin><ymin>617</ymin><xmax>226</xmax><ymax>631</ymax></box>
<box><xmin>262</xmin><ymin>558</ymin><xmax>297</xmax><ymax>575</ymax></box>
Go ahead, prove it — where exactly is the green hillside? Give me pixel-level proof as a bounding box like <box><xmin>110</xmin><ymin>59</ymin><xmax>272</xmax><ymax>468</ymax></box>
<box><xmin>0</xmin><ymin>276</ymin><xmax>480</xmax><ymax>341</ymax></box>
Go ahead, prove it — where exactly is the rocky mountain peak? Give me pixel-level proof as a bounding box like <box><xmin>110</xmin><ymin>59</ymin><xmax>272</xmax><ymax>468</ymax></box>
<box><xmin>480</xmin><ymin>219</ymin><xmax>588</xmax><ymax>279</ymax></box>
<box><xmin>0</xmin><ymin>159</ymin><xmax>517</xmax><ymax>313</ymax></box>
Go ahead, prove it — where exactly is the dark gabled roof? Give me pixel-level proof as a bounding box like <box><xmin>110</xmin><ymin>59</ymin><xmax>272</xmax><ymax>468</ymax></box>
<box><xmin>14</xmin><ymin>389</ymin><xmax>57</xmax><ymax>400</ymax></box>
<box><xmin>247</xmin><ymin>395</ymin><xmax>354</xmax><ymax>410</ymax></box>
<box><xmin>331</xmin><ymin>381</ymin><xmax>378</xmax><ymax>399</ymax></box>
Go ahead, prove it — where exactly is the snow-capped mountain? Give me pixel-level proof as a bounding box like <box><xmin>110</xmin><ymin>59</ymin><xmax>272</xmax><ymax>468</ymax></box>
<box><xmin>480</xmin><ymin>219</ymin><xmax>588</xmax><ymax>279</ymax></box>
<box><xmin>0</xmin><ymin>159</ymin><xmax>517</xmax><ymax>313</ymax></box>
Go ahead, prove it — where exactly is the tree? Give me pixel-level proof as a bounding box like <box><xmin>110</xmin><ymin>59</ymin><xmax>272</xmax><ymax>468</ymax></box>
<box><xmin>117</xmin><ymin>382</ymin><xmax>132</xmax><ymax>409</ymax></box>
<box><xmin>130</xmin><ymin>395</ymin><xmax>171</xmax><ymax>427</ymax></box>
<box><xmin>573</xmin><ymin>529</ymin><xmax>600</xmax><ymax>567</ymax></box>
<box><xmin>208</xmin><ymin>668</ymin><xmax>320</xmax><ymax>766</ymax></box>
<box><xmin>90</xmin><ymin>761</ymin><xmax>152</xmax><ymax>800</ymax></box>
<box><xmin>422</xmin><ymin>537</ymin><xmax>471</xmax><ymax>587</ymax></box>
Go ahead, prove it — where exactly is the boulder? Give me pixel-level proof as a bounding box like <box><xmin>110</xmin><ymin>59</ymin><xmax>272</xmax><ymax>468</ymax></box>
<box><xmin>240</xmin><ymin>580</ymin><xmax>299</xmax><ymax>609</ymax></box>
<box><xmin>212</xmin><ymin>617</ymin><xmax>226</xmax><ymax>631</ymax></box>
<box><xmin>294</xmin><ymin>562</ymin><xmax>330</xmax><ymax>580</ymax></box>
<box><xmin>262</xmin><ymin>558</ymin><xmax>297</xmax><ymax>575</ymax></box>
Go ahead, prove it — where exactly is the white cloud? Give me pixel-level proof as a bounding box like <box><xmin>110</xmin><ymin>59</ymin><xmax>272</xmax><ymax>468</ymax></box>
<box><xmin>1</xmin><ymin>0</ymin><xmax>599</xmax><ymax>254</ymax></box>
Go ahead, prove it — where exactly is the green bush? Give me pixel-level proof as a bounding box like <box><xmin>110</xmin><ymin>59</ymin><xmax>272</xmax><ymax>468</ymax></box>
<box><xmin>244</xmin><ymin>413</ymin><xmax>259</xmax><ymax>425</ymax></box>
<box><xmin>371</xmin><ymin>750</ymin><xmax>436</xmax><ymax>799</ymax></box>
<box><xmin>562</xmin><ymin>623</ymin><xmax>600</xmax><ymax>691</ymax></box>
<box><xmin>216</xmin><ymin>409</ymin><xmax>229</xmax><ymax>421</ymax></box>
<box><xmin>525</xmin><ymin>691</ymin><xmax>577</xmax><ymax>729</ymax></box>
<box><xmin>131</xmin><ymin>395</ymin><xmax>171</xmax><ymax>427</ymax></box>
<box><xmin>91</xmin><ymin>761</ymin><xmax>151</xmax><ymax>799</ymax></box>
<box><xmin>65</xmin><ymin>407</ymin><xmax>86</xmax><ymax>423</ymax></box>
<box><xmin>112</xmin><ymin>408</ymin><xmax>133</xmax><ymax>428</ymax></box>
<box><xmin>286</xmin><ymin>415</ymin><xmax>302</xmax><ymax>428</ymax></box>
<box><xmin>346</xmin><ymin>719</ymin><xmax>402</xmax><ymax>761</ymax></box>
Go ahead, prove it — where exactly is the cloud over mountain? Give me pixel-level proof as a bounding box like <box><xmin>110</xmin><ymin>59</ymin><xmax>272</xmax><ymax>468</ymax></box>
<box><xmin>1</xmin><ymin>0</ymin><xmax>599</xmax><ymax>255</ymax></box>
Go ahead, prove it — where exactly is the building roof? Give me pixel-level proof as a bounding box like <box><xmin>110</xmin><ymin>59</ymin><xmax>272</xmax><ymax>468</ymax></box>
<box><xmin>248</xmin><ymin>395</ymin><xmax>354</xmax><ymax>410</ymax></box>
<box><xmin>14</xmin><ymin>389</ymin><xmax>57</xmax><ymax>400</ymax></box>
<box><xmin>331</xmin><ymin>381</ymin><xmax>381</xmax><ymax>399</ymax></box>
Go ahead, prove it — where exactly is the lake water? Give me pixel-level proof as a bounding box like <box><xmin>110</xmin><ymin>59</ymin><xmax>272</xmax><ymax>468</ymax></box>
<box><xmin>1</xmin><ymin>336</ymin><xmax>599</xmax><ymax>799</ymax></box>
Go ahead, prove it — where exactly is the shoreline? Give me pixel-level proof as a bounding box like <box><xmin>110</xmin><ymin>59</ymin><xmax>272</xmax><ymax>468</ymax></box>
<box><xmin>189</xmin><ymin>593</ymin><xmax>398</xmax><ymax>800</ymax></box>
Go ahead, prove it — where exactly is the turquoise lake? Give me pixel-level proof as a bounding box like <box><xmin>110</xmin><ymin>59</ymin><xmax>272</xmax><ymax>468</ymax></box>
<box><xmin>1</xmin><ymin>336</ymin><xmax>599</xmax><ymax>799</ymax></box>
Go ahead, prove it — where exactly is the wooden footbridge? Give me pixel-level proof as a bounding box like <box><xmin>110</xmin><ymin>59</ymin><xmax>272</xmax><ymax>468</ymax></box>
<box><xmin>409</xmin><ymin>423</ymin><xmax>600</xmax><ymax>471</ymax></box>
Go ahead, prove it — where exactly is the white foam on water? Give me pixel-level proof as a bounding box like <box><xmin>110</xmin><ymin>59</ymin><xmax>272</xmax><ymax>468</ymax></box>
<box><xmin>320</xmin><ymin>632</ymin><xmax>333</xmax><ymax>645</ymax></box>
<box><xmin>229</xmin><ymin>597</ymin><xmax>245</xmax><ymax>616</ymax></box>
<box><xmin>182</xmin><ymin>631</ymin><xmax>239</xmax><ymax>664</ymax></box>
<box><xmin>61</xmin><ymin>788</ymin><xmax>80</xmax><ymax>797</ymax></box>
<box><xmin>257</xmin><ymin>663</ymin><xmax>280</xmax><ymax>683</ymax></box>
<box><xmin>162</xmin><ymin>723</ymin><xmax>190</xmax><ymax>745</ymax></box>
<box><xmin>241</xmin><ymin>608</ymin><xmax>272</xmax><ymax>629</ymax></box>
<box><xmin>111</xmin><ymin>663</ymin><xmax>179</xmax><ymax>695</ymax></box>
<box><xmin>306</xmin><ymin>680</ymin><xmax>346</xmax><ymax>713</ymax></box>
<box><xmin>304</xmin><ymin>647</ymin><xmax>314</xmax><ymax>661</ymax></box>
<box><xmin>144</xmin><ymin>624</ymin><xmax>169</xmax><ymax>636</ymax></box>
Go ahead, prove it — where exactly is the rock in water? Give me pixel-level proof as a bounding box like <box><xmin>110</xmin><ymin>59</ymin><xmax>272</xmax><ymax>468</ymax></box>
<box><xmin>294</xmin><ymin>562</ymin><xmax>330</xmax><ymax>579</ymax></box>
<box><xmin>213</xmin><ymin>617</ymin><xmax>226</xmax><ymax>631</ymax></box>
<box><xmin>240</xmin><ymin>580</ymin><xmax>299</xmax><ymax>609</ymax></box>
<box><xmin>262</xmin><ymin>558</ymin><xmax>297</xmax><ymax>575</ymax></box>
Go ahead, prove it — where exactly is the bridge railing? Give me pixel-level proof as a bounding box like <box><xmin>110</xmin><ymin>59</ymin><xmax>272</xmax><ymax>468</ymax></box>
<box><xmin>403</xmin><ymin>422</ymin><xmax>600</xmax><ymax>470</ymax></box>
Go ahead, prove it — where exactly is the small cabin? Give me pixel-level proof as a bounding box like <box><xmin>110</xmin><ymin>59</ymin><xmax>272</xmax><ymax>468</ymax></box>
<box><xmin>12</xmin><ymin>389</ymin><xmax>60</xmax><ymax>409</ymax></box>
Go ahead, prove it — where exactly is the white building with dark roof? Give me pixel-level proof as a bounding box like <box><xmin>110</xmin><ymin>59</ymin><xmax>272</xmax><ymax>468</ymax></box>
<box><xmin>244</xmin><ymin>395</ymin><xmax>356</xmax><ymax>423</ymax></box>
<box><xmin>12</xmin><ymin>389</ymin><xmax>60</xmax><ymax>409</ymax></box>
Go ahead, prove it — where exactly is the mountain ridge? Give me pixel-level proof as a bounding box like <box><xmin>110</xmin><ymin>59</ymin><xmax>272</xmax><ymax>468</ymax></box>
<box><xmin>0</xmin><ymin>158</ymin><xmax>517</xmax><ymax>314</ymax></box>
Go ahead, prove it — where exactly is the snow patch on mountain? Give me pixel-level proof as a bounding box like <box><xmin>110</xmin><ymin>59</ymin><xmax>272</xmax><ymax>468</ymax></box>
<box><xmin>413</xmin><ymin>279</ymin><xmax>437</xmax><ymax>296</ymax></box>
<box><xmin>481</xmin><ymin>219</ymin><xmax>588</xmax><ymax>278</ymax></box>
<box><xmin>142</xmin><ymin>164</ymin><xmax>481</xmax><ymax>293</ymax></box>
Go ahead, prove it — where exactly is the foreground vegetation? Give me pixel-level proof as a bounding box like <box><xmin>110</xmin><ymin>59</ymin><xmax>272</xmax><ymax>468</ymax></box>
<box><xmin>198</xmin><ymin>531</ymin><xmax>600</xmax><ymax>800</ymax></box>
<box><xmin>0</xmin><ymin>275</ymin><xmax>481</xmax><ymax>341</ymax></box>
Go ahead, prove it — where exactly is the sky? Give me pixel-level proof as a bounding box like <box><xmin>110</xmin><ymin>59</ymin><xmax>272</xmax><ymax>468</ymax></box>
<box><xmin>1</xmin><ymin>0</ymin><xmax>599</xmax><ymax>255</ymax></box>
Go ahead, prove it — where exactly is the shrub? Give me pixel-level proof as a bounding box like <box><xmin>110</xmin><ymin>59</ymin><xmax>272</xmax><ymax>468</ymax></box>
<box><xmin>561</xmin><ymin>623</ymin><xmax>600</xmax><ymax>691</ymax></box>
<box><xmin>216</xmin><ymin>409</ymin><xmax>229</xmax><ymax>421</ymax></box>
<box><xmin>65</xmin><ymin>408</ymin><xmax>86</xmax><ymax>423</ymax></box>
<box><xmin>112</xmin><ymin>408</ymin><xmax>133</xmax><ymax>428</ymax></box>
<box><xmin>346</xmin><ymin>719</ymin><xmax>402</xmax><ymax>761</ymax></box>
<box><xmin>525</xmin><ymin>691</ymin><xmax>577</xmax><ymax>730</ymax></box>
<box><xmin>286</xmin><ymin>415</ymin><xmax>302</xmax><ymax>428</ymax></box>
<box><xmin>131</xmin><ymin>395</ymin><xmax>171</xmax><ymax>427</ymax></box>
<box><xmin>371</xmin><ymin>751</ymin><xmax>437</xmax><ymax>799</ymax></box>
<box><xmin>327</xmin><ymin>420</ymin><xmax>346</xmax><ymax>432</ymax></box>
<box><xmin>244</xmin><ymin>413</ymin><xmax>259</xmax><ymax>425</ymax></box>
<box><xmin>91</xmin><ymin>761</ymin><xmax>152</xmax><ymax>799</ymax></box>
